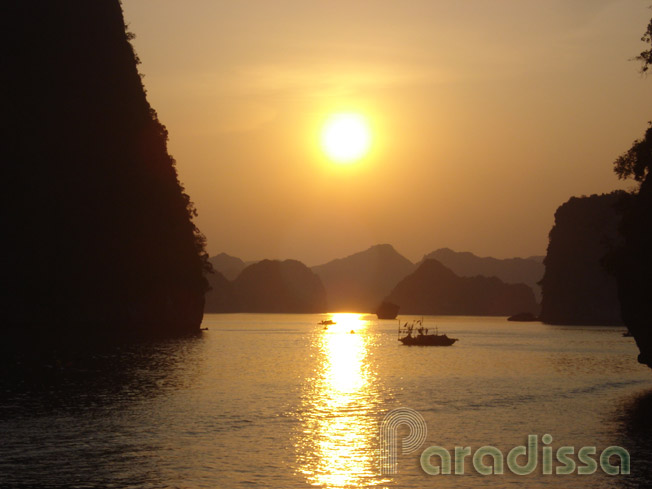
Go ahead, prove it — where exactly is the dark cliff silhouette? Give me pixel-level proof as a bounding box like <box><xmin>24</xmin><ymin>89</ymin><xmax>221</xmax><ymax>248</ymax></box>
<box><xmin>611</xmin><ymin>123</ymin><xmax>652</xmax><ymax>366</ymax></box>
<box><xmin>3</xmin><ymin>1</ymin><xmax>210</xmax><ymax>342</ymax></box>
<box><xmin>312</xmin><ymin>244</ymin><xmax>415</xmax><ymax>312</ymax></box>
<box><xmin>384</xmin><ymin>259</ymin><xmax>538</xmax><ymax>316</ymax></box>
<box><xmin>205</xmin><ymin>260</ymin><xmax>327</xmax><ymax>313</ymax></box>
<box><xmin>208</xmin><ymin>252</ymin><xmax>247</xmax><ymax>281</ymax></box>
<box><xmin>539</xmin><ymin>193</ymin><xmax>626</xmax><ymax>326</ymax></box>
<box><xmin>423</xmin><ymin>248</ymin><xmax>544</xmax><ymax>301</ymax></box>
<box><xmin>607</xmin><ymin>19</ymin><xmax>652</xmax><ymax>367</ymax></box>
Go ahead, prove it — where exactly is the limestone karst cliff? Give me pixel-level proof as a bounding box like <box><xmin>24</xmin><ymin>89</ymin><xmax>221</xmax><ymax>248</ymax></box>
<box><xmin>3</xmin><ymin>1</ymin><xmax>210</xmax><ymax>341</ymax></box>
<box><xmin>539</xmin><ymin>193</ymin><xmax>626</xmax><ymax>326</ymax></box>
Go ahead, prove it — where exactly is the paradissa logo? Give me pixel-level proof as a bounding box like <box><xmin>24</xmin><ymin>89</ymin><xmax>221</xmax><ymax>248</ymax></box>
<box><xmin>380</xmin><ymin>408</ymin><xmax>630</xmax><ymax>476</ymax></box>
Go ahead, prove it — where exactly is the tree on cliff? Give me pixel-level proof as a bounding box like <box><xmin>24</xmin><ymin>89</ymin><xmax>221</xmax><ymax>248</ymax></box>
<box><xmin>636</xmin><ymin>17</ymin><xmax>652</xmax><ymax>73</ymax></box>
<box><xmin>614</xmin><ymin>123</ymin><xmax>652</xmax><ymax>183</ymax></box>
<box><xmin>610</xmin><ymin>16</ymin><xmax>652</xmax><ymax>367</ymax></box>
<box><xmin>2</xmin><ymin>1</ymin><xmax>211</xmax><ymax>341</ymax></box>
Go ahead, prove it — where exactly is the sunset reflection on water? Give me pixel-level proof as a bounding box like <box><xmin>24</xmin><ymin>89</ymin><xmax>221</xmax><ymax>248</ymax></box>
<box><xmin>295</xmin><ymin>313</ymin><xmax>387</xmax><ymax>488</ymax></box>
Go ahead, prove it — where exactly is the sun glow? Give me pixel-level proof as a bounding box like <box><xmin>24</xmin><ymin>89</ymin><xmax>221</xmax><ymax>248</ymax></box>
<box><xmin>320</xmin><ymin>113</ymin><xmax>372</xmax><ymax>164</ymax></box>
<box><xmin>328</xmin><ymin>313</ymin><xmax>367</xmax><ymax>335</ymax></box>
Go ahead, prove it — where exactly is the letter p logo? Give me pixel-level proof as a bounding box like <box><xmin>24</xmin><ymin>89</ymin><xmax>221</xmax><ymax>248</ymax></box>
<box><xmin>379</xmin><ymin>408</ymin><xmax>427</xmax><ymax>475</ymax></box>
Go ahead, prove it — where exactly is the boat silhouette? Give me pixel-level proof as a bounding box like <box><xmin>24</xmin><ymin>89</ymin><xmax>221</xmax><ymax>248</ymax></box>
<box><xmin>398</xmin><ymin>319</ymin><xmax>458</xmax><ymax>346</ymax></box>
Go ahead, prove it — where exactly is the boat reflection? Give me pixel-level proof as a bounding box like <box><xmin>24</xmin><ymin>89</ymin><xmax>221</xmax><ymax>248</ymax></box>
<box><xmin>296</xmin><ymin>313</ymin><xmax>386</xmax><ymax>487</ymax></box>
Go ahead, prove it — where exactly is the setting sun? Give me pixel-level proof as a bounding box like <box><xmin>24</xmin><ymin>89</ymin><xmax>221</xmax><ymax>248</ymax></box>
<box><xmin>320</xmin><ymin>113</ymin><xmax>371</xmax><ymax>164</ymax></box>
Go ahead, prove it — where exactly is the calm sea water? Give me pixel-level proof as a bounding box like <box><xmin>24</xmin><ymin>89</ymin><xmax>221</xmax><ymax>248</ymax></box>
<box><xmin>1</xmin><ymin>314</ymin><xmax>651</xmax><ymax>488</ymax></box>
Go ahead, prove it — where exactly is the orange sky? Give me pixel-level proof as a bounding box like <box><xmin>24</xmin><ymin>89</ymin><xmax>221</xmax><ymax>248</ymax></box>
<box><xmin>122</xmin><ymin>0</ymin><xmax>651</xmax><ymax>265</ymax></box>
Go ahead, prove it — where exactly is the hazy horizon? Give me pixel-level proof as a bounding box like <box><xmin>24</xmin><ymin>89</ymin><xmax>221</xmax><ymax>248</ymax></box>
<box><xmin>211</xmin><ymin>242</ymin><xmax>547</xmax><ymax>268</ymax></box>
<box><xmin>122</xmin><ymin>0</ymin><xmax>650</xmax><ymax>266</ymax></box>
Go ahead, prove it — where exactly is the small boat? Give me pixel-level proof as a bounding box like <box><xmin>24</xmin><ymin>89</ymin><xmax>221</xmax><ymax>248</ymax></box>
<box><xmin>398</xmin><ymin>319</ymin><xmax>458</xmax><ymax>346</ymax></box>
<box><xmin>319</xmin><ymin>319</ymin><xmax>335</xmax><ymax>326</ymax></box>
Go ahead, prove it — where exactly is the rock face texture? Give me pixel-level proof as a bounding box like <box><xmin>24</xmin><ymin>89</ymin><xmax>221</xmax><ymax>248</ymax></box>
<box><xmin>312</xmin><ymin>244</ymin><xmax>415</xmax><ymax>312</ymax></box>
<box><xmin>3</xmin><ymin>1</ymin><xmax>209</xmax><ymax>341</ymax></box>
<box><xmin>384</xmin><ymin>259</ymin><xmax>538</xmax><ymax>316</ymax></box>
<box><xmin>540</xmin><ymin>193</ymin><xmax>626</xmax><ymax>326</ymax></box>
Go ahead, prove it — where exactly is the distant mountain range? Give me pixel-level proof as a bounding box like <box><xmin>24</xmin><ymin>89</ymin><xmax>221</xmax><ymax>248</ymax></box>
<box><xmin>385</xmin><ymin>259</ymin><xmax>538</xmax><ymax>316</ymax></box>
<box><xmin>204</xmin><ymin>269</ymin><xmax>237</xmax><ymax>312</ymax></box>
<box><xmin>205</xmin><ymin>244</ymin><xmax>541</xmax><ymax>315</ymax></box>
<box><xmin>422</xmin><ymin>248</ymin><xmax>544</xmax><ymax>301</ymax></box>
<box><xmin>311</xmin><ymin>244</ymin><xmax>416</xmax><ymax>312</ymax></box>
<box><xmin>205</xmin><ymin>259</ymin><xmax>326</xmax><ymax>313</ymax></box>
<box><xmin>208</xmin><ymin>253</ymin><xmax>247</xmax><ymax>281</ymax></box>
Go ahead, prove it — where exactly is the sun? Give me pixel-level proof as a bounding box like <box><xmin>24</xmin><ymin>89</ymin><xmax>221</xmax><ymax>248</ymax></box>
<box><xmin>320</xmin><ymin>113</ymin><xmax>372</xmax><ymax>164</ymax></box>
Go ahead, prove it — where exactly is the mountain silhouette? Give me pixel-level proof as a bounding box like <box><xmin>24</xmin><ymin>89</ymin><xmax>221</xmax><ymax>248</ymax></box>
<box><xmin>204</xmin><ymin>270</ymin><xmax>237</xmax><ymax>313</ymax></box>
<box><xmin>422</xmin><ymin>248</ymin><xmax>544</xmax><ymax>301</ymax></box>
<box><xmin>312</xmin><ymin>244</ymin><xmax>415</xmax><ymax>312</ymax></box>
<box><xmin>205</xmin><ymin>259</ymin><xmax>326</xmax><ymax>313</ymax></box>
<box><xmin>385</xmin><ymin>259</ymin><xmax>538</xmax><ymax>316</ymax></box>
<box><xmin>209</xmin><ymin>253</ymin><xmax>247</xmax><ymax>280</ymax></box>
<box><xmin>540</xmin><ymin>193</ymin><xmax>626</xmax><ymax>325</ymax></box>
<box><xmin>3</xmin><ymin>1</ymin><xmax>209</xmax><ymax>342</ymax></box>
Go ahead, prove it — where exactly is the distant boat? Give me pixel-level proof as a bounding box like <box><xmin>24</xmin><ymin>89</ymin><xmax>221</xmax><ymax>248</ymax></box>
<box><xmin>398</xmin><ymin>319</ymin><xmax>458</xmax><ymax>346</ymax></box>
<box><xmin>376</xmin><ymin>301</ymin><xmax>400</xmax><ymax>320</ymax></box>
<box><xmin>319</xmin><ymin>319</ymin><xmax>335</xmax><ymax>326</ymax></box>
